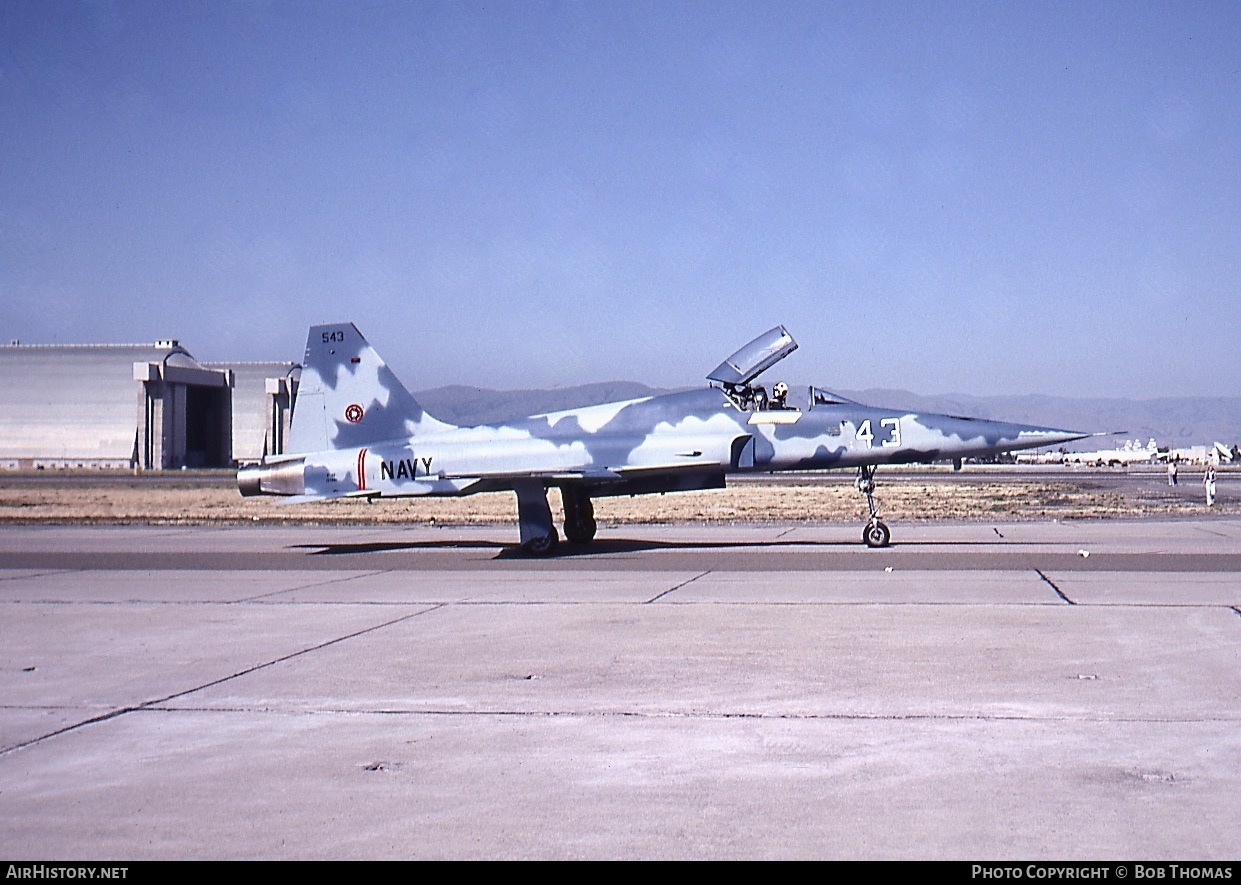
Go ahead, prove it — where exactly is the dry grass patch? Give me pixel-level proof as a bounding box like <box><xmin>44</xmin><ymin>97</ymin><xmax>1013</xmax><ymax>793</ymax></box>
<box><xmin>0</xmin><ymin>472</ymin><xmax>1232</xmax><ymax>526</ymax></box>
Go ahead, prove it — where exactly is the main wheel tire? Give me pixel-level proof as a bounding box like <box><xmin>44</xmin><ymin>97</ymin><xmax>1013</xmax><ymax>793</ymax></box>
<box><xmin>863</xmin><ymin>520</ymin><xmax>891</xmax><ymax>548</ymax></box>
<box><xmin>522</xmin><ymin>531</ymin><xmax>560</xmax><ymax>556</ymax></box>
<box><xmin>564</xmin><ymin>516</ymin><xmax>597</xmax><ymax>544</ymax></box>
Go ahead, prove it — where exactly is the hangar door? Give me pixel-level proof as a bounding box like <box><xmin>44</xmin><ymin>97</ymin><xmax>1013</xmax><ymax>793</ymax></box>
<box><xmin>134</xmin><ymin>359</ymin><xmax>232</xmax><ymax>470</ymax></box>
<box><xmin>184</xmin><ymin>384</ymin><xmax>229</xmax><ymax>467</ymax></box>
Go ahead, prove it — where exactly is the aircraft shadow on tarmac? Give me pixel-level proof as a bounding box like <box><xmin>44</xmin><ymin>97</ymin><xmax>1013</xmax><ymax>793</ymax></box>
<box><xmin>293</xmin><ymin>536</ymin><xmax>1044</xmax><ymax>558</ymax></box>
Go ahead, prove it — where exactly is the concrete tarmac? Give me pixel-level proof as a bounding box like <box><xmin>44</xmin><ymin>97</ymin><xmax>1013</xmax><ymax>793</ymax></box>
<box><xmin>1</xmin><ymin>519</ymin><xmax>1239</xmax><ymax>859</ymax></box>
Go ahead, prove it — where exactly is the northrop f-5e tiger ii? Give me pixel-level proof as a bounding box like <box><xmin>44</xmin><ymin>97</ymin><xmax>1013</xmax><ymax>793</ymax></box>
<box><xmin>239</xmin><ymin>323</ymin><xmax>1092</xmax><ymax>554</ymax></box>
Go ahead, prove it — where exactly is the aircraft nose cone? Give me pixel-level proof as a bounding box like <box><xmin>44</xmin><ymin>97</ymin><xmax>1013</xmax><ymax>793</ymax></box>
<box><xmin>1014</xmin><ymin>426</ymin><xmax>1092</xmax><ymax>448</ymax></box>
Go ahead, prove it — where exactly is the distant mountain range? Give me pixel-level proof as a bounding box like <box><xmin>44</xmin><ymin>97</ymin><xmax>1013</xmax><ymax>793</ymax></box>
<box><xmin>416</xmin><ymin>383</ymin><xmax>1241</xmax><ymax>450</ymax></box>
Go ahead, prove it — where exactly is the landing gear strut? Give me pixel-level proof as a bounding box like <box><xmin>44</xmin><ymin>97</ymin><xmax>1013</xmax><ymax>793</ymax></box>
<box><xmin>856</xmin><ymin>465</ymin><xmax>891</xmax><ymax>548</ymax></box>
<box><xmin>561</xmin><ymin>486</ymin><xmax>597</xmax><ymax>544</ymax></box>
<box><xmin>514</xmin><ymin>480</ymin><xmax>559</xmax><ymax>555</ymax></box>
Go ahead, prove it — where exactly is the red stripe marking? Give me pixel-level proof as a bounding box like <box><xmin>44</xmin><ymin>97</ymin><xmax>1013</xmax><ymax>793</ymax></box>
<box><xmin>357</xmin><ymin>448</ymin><xmax>367</xmax><ymax>491</ymax></box>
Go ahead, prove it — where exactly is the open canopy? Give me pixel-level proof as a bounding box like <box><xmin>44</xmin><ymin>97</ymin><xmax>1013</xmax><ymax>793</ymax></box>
<box><xmin>706</xmin><ymin>325</ymin><xmax>798</xmax><ymax>386</ymax></box>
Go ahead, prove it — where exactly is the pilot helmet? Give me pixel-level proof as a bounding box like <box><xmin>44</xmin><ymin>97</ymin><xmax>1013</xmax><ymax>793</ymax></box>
<box><xmin>774</xmin><ymin>381</ymin><xmax>788</xmax><ymax>398</ymax></box>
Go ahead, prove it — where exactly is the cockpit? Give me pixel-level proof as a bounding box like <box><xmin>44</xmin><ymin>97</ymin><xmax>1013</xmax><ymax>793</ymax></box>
<box><xmin>722</xmin><ymin>381</ymin><xmax>789</xmax><ymax>412</ymax></box>
<box><xmin>707</xmin><ymin>326</ymin><xmax>858</xmax><ymax>415</ymax></box>
<box><xmin>721</xmin><ymin>382</ymin><xmax>859</xmax><ymax>413</ymax></box>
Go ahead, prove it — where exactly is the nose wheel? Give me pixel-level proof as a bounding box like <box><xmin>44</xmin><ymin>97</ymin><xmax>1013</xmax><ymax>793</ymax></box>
<box><xmin>863</xmin><ymin>519</ymin><xmax>891</xmax><ymax>548</ymax></box>
<box><xmin>856</xmin><ymin>465</ymin><xmax>891</xmax><ymax>548</ymax></box>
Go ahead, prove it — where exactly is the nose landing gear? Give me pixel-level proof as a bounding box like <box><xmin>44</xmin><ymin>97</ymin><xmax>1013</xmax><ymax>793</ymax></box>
<box><xmin>863</xmin><ymin>518</ymin><xmax>891</xmax><ymax>548</ymax></box>
<box><xmin>856</xmin><ymin>465</ymin><xmax>891</xmax><ymax>548</ymax></box>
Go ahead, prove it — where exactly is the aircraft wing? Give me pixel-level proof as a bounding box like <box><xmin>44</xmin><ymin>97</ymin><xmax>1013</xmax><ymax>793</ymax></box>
<box><xmin>432</xmin><ymin>461</ymin><xmax>720</xmax><ymax>483</ymax></box>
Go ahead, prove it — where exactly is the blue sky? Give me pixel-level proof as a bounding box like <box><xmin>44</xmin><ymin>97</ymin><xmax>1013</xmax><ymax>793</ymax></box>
<box><xmin>2</xmin><ymin>0</ymin><xmax>1238</xmax><ymax>397</ymax></box>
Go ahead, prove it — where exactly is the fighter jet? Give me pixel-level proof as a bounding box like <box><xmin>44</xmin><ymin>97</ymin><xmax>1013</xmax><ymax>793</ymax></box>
<box><xmin>239</xmin><ymin>323</ymin><xmax>1092</xmax><ymax>553</ymax></box>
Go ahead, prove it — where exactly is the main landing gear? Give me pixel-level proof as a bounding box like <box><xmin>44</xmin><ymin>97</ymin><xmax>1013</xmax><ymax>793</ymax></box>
<box><xmin>856</xmin><ymin>465</ymin><xmax>891</xmax><ymax>548</ymax></box>
<box><xmin>561</xmin><ymin>486</ymin><xmax>597</xmax><ymax>545</ymax></box>
<box><xmin>512</xmin><ymin>483</ymin><xmax>598</xmax><ymax>555</ymax></box>
<box><xmin>514</xmin><ymin>480</ymin><xmax>559</xmax><ymax>555</ymax></box>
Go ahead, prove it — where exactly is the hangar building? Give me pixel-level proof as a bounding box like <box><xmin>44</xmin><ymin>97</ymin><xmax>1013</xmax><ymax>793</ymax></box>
<box><xmin>0</xmin><ymin>338</ymin><xmax>298</xmax><ymax>470</ymax></box>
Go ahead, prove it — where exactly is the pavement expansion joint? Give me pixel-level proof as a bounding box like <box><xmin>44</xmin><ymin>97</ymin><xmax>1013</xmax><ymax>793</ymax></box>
<box><xmin>1034</xmin><ymin>567</ymin><xmax>1075</xmax><ymax>604</ymax></box>
<box><xmin>111</xmin><ymin>705</ymin><xmax>1241</xmax><ymax>725</ymax></box>
<box><xmin>0</xmin><ymin>605</ymin><xmax>448</xmax><ymax>756</ymax></box>
<box><xmin>0</xmin><ymin>568</ymin><xmax>75</xmax><ymax>583</ymax></box>
<box><xmin>1192</xmin><ymin>526</ymin><xmax>1234</xmax><ymax>539</ymax></box>
<box><xmin>236</xmin><ymin>570</ymin><xmax>390</xmax><ymax>602</ymax></box>
<box><xmin>644</xmin><ymin>569</ymin><xmax>711</xmax><ymax>603</ymax></box>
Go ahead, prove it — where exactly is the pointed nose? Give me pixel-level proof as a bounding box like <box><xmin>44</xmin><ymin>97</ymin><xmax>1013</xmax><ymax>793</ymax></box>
<box><xmin>1012</xmin><ymin>427</ymin><xmax>1091</xmax><ymax>449</ymax></box>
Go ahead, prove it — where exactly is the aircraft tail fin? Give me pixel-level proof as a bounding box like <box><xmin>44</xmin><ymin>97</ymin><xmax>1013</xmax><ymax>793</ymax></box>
<box><xmin>286</xmin><ymin>323</ymin><xmax>455</xmax><ymax>454</ymax></box>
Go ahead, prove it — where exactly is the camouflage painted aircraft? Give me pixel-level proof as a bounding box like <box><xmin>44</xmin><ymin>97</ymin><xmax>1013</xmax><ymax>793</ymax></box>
<box><xmin>239</xmin><ymin>323</ymin><xmax>1092</xmax><ymax>554</ymax></box>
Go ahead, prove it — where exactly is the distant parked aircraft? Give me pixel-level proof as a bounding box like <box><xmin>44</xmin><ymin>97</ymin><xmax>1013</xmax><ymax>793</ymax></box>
<box><xmin>1065</xmin><ymin>438</ymin><xmax>1161</xmax><ymax>467</ymax></box>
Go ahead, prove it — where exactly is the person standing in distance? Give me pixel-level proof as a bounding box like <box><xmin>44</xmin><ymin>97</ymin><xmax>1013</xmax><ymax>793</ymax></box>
<box><xmin>1203</xmin><ymin>462</ymin><xmax>1217</xmax><ymax>506</ymax></box>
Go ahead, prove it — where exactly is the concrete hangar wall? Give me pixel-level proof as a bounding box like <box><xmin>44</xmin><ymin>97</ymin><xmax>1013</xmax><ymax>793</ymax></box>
<box><xmin>0</xmin><ymin>339</ymin><xmax>298</xmax><ymax>470</ymax></box>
